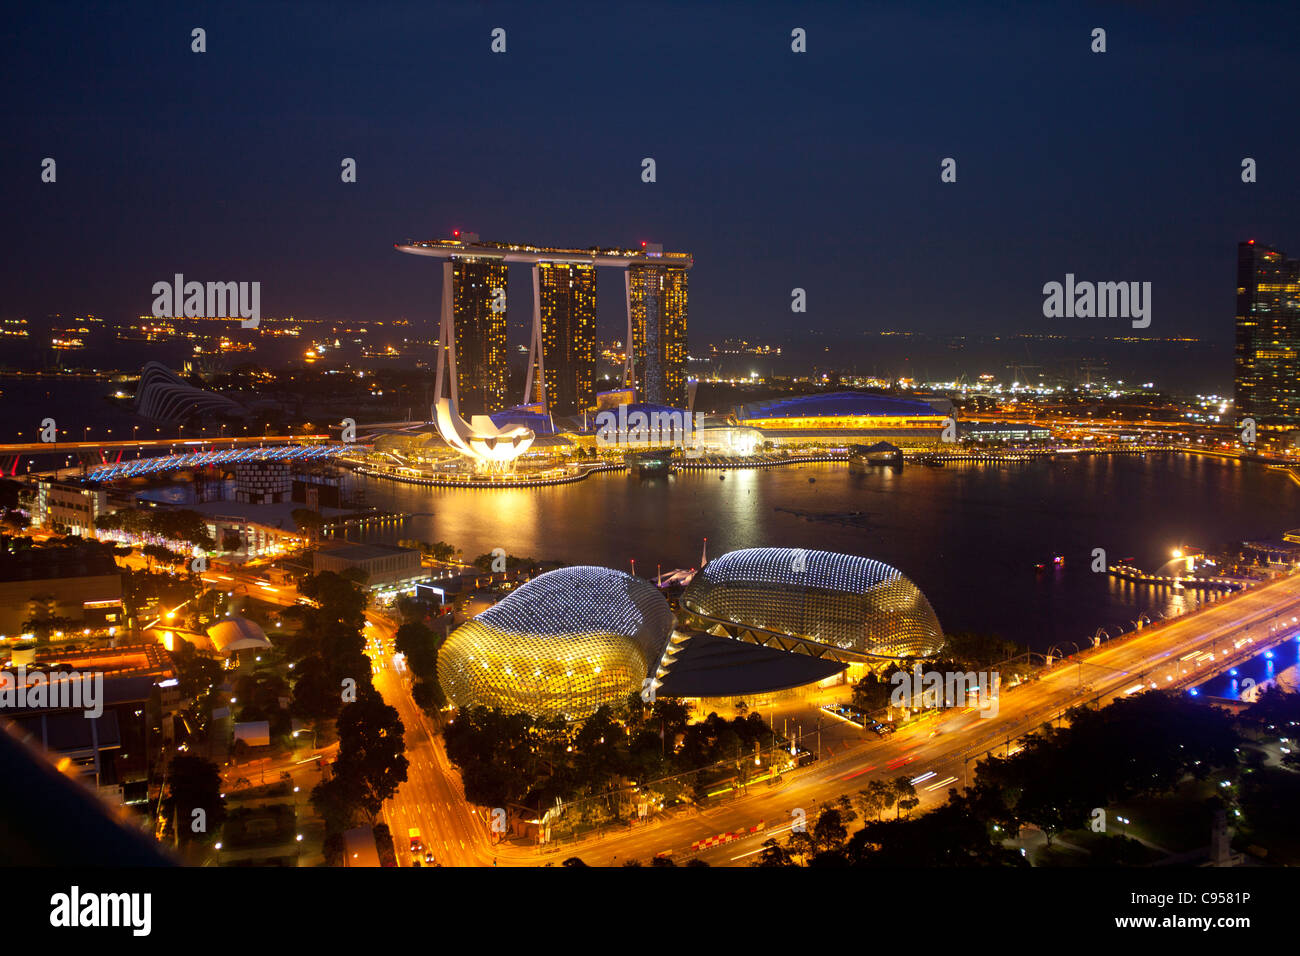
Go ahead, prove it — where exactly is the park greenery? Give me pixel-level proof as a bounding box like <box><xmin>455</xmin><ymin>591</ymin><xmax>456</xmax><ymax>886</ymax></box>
<box><xmin>851</xmin><ymin>632</ymin><xmax>1028</xmax><ymax>714</ymax></box>
<box><xmin>397</xmin><ymin>538</ymin><xmax>459</xmax><ymax>563</ymax></box>
<box><xmin>752</xmin><ymin>689</ymin><xmax>1300</xmax><ymax>866</ymax></box>
<box><xmin>443</xmin><ymin>695</ymin><xmax>782</xmax><ymax>834</ymax></box>
<box><xmin>394</xmin><ymin>619</ymin><xmax>447</xmax><ymax>712</ymax></box>
<box><xmin>283</xmin><ymin>571</ymin><xmax>409</xmax><ymax>835</ymax></box>
<box><xmin>95</xmin><ymin>507</ymin><xmax>216</xmax><ymax>550</ymax></box>
<box><xmin>167</xmin><ymin>755</ymin><xmax>227</xmax><ymax>850</ymax></box>
<box><xmin>471</xmin><ymin>551</ymin><xmax>539</xmax><ymax>573</ymax></box>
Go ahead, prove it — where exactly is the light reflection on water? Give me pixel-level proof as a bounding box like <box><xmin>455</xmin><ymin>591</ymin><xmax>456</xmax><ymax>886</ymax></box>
<box><xmin>1195</xmin><ymin>637</ymin><xmax>1300</xmax><ymax>701</ymax></box>
<box><xmin>350</xmin><ymin>453</ymin><xmax>1300</xmax><ymax>652</ymax></box>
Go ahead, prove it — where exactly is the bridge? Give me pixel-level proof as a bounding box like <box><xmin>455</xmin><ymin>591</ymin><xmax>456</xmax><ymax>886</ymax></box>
<box><xmin>83</xmin><ymin>443</ymin><xmax>357</xmax><ymax>482</ymax></box>
<box><xmin>0</xmin><ymin>434</ymin><xmax>334</xmax><ymax>478</ymax></box>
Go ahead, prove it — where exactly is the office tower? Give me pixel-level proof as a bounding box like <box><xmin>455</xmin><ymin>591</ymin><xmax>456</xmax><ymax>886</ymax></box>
<box><xmin>537</xmin><ymin>262</ymin><xmax>597</xmax><ymax>415</ymax></box>
<box><xmin>452</xmin><ymin>257</ymin><xmax>509</xmax><ymax>415</ymax></box>
<box><xmin>628</xmin><ymin>262</ymin><xmax>689</xmax><ymax>406</ymax></box>
<box><xmin>1236</xmin><ymin>241</ymin><xmax>1300</xmax><ymax>427</ymax></box>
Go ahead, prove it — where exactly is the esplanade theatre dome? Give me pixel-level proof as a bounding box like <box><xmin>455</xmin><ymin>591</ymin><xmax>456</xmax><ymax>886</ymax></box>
<box><xmin>681</xmin><ymin>547</ymin><xmax>944</xmax><ymax>660</ymax></box>
<box><xmin>438</xmin><ymin>566</ymin><xmax>675</xmax><ymax>721</ymax></box>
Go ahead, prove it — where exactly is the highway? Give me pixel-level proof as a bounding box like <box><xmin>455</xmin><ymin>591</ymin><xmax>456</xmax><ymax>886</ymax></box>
<box><xmin>488</xmin><ymin>568</ymin><xmax>1300</xmax><ymax>866</ymax></box>
<box><xmin>179</xmin><ymin>551</ymin><xmax>1300</xmax><ymax>867</ymax></box>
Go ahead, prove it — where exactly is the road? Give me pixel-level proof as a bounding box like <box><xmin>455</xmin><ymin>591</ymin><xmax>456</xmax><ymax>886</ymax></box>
<box><xmin>184</xmin><ymin>551</ymin><xmax>1300</xmax><ymax>868</ymax></box>
<box><xmin>364</xmin><ymin>612</ymin><xmax>496</xmax><ymax>868</ymax></box>
<box><xmin>490</xmin><ymin>568</ymin><xmax>1300</xmax><ymax>866</ymax></box>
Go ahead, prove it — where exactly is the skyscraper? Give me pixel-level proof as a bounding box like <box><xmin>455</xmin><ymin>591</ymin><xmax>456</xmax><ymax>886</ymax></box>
<box><xmin>396</xmin><ymin>234</ymin><xmax>692</xmax><ymax>415</ymax></box>
<box><xmin>1236</xmin><ymin>240</ymin><xmax>1300</xmax><ymax>427</ymax></box>
<box><xmin>452</xmin><ymin>257</ymin><xmax>509</xmax><ymax>416</ymax></box>
<box><xmin>537</xmin><ymin>262</ymin><xmax>597</xmax><ymax>415</ymax></box>
<box><xmin>628</xmin><ymin>261</ymin><xmax>689</xmax><ymax>406</ymax></box>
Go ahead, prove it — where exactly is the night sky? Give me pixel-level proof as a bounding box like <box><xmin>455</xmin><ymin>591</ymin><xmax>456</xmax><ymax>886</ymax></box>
<box><xmin>6</xmin><ymin>0</ymin><xmax>1300</xmax><ymax>355</ymax></box>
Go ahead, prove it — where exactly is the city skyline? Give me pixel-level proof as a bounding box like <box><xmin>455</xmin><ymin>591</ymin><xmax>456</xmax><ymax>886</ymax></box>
<box><xmin>4</xmin><ymin>0</ymin><xmax>1300</xmax><ymax>913</ymax></box>
<box><xmin>6</xmin><ymin>1</ymin><xmax>1300</xmax><ymax>353</ymax></box>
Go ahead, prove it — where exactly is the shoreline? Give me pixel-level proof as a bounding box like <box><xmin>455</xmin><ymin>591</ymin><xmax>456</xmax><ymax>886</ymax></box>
<box><xmin>342</xmin><ymin>444</ymin><xmax>1197</xmax><ymax>491</ymax></box>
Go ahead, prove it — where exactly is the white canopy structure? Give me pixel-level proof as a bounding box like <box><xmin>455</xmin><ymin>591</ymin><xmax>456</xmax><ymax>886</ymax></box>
<box><xmin>206</xmin><ymin>617</ymin><xmax>273</xmax><ymax>656</ymax></box>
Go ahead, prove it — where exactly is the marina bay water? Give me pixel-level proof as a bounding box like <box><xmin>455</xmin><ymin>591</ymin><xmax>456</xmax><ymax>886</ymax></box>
<box><xmin>350</xmin><ymin>452</ymin><xmax>1300</xmax><ymax>653</ymax></box>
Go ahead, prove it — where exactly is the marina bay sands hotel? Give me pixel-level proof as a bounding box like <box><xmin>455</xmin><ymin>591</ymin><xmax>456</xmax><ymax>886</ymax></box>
<box><xmin>396</xmin><ymin>234</ymin><xmax>692</xmax><ymax>417</ymax></box>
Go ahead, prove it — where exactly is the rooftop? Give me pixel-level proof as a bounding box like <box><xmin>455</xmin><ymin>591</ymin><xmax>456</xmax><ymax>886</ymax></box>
<box><xmin>735</xmin><ymin>391</ymin><xmax>944</xmax><ymax>421</ymax></box>
<box><xmin>315</xmin><ymin>542</ymin><xmax>419</xmax><ymax>562</ymax></box>
<box><xmin>0</xmin><ymin>545</ymin><xmax>119</xmax><ymax>582</ymax></box>
<box><xmin>396</xmin><ymin>236</ymin><xmax>693</xmax><ymax>269</ymax></box>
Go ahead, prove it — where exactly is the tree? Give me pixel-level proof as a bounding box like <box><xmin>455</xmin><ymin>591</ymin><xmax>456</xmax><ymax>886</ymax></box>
<box><xmin>411</xmin><ymin>679</ymin><xmax>445</xmax><ymax>712</ymax></box>
<box><xmin>311</xmin><ymin>772</ymin><xmax>369</xmax><ymax>833</ymax></box>
<box><xmin>394</xmin><ymin>620</ymin><xmax>440</xmax><ymax>682</ymax></box>
<box><xmin>291</xmin><ymin>653</ymin><xmax>339</xmax><ymax>721</ymax></box>
<box><xmin>893</xmin><ymin>775</ymin><xmax>916</xmax><ymax>819</ymax></box>
<box><xmin>333</xmin><ymin>687</ymin><xmax>409</xmax><ymax>819</ymax></box>
<box><xmin>22</xmin><ymin>593</ymin><xmax>74</xmax><ymax>644</ymax></box>
<box><xmin>168</xmin><ymin>755</ymin><xmax>226</xmax><ymax>847</ymax></box>
<box><xmin>813</xmin><ymin>805</ymin><xmax>848</xmax><ymax>851</ymax></box>
<box><xmin>142</xmin><ymin>543</ymin><xmax>182</xmax><ymax>569</ymax></box>
<box><xmin>170</xmin><ymin>637</ymin><xmax>223</xmax><ymax>702</ymax></box>
<box><xmin>291</xmin><ymin>508</ymin><xmax>324</xmax><ymax>541</ymax></box>
<box><xmin>299</xmin><ymin>571</ymin><xmax>368</xmax><ymax>630</ymax></box>
<box><xmin>844</xmin><ymin>792</ymin><xmax>1026</xmax><ymax>868</ymax></box>
<box><xmin>869</xmin><ymin>779</ymin><xmax>896</xmax><ymax>820</ymax></box>
<box><xmin>754</xmin><ymin>837</ymin><xmax>795</xmax><ymax>867</ymax></box>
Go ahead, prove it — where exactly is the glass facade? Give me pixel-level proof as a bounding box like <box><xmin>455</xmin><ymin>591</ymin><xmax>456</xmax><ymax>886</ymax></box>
<box><xmin>453</xmin><ymin>257</ymin><xmax>509</xmax><ymax>416</ymax></box>
<box><xmin>539</xmin><ymin>262</ymin><xmax>597</xmax><ymax>415</ymax></box>
<box><xmin>682</xmin><ymin>547</ymin><xmax>944</xmax><ymax>659</ymax></box>
<box><xmin>629</xmin><ymin>263</ymin><xmax>688</xmax><ymax>406</ymax></box>
<box><xmin>1236</xmin><ymin>241</ymin><xmax>1300</xmax><ymax>427</ymax></box>
<box><xmin>438</xmin><ymin>566</ymin><xmax>675</xmax><ymax>720</ymax></box>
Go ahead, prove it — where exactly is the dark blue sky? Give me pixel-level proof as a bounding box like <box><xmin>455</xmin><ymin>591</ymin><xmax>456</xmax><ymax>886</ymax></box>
<box><xmin>5</xmin><ymin>0</ymin><xmax>1300</xmax><ymax>355</ymax></box>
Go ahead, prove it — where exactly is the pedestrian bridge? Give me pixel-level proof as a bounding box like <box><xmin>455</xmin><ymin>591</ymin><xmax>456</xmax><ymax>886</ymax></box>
<box><xmin>85</xmin><ymin>443</ymin><xmax>356</xmax><ymax>482</ymax></box>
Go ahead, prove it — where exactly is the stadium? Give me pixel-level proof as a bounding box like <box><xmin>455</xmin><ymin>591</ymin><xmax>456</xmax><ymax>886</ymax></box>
<box><xmin>439</xmin><ymin>548</ymin><xmax>945</xmax><ymax>720</ymax></box>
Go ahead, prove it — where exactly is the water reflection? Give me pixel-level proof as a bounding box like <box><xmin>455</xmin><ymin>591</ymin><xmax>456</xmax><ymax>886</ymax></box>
<box><xmin>352</xmin><ymin>453</ymin><xmax>1300</xmax><ymax>653</ymax></box>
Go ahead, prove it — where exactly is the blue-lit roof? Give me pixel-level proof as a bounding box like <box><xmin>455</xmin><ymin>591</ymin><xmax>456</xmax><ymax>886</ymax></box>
<box><xmin>735</xmin><ymin>391</ymin><xmax>938</xmax><ymax>420</ymax></box>
<box><xmin>581</xmin><ymin>402</ymin><xmax>691</xmax><ymax>435</ymax></box>
<box><xmin>489</xmin><ymin>407</ymin><xmax>554</xmax><ymax>436</ymax></box>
